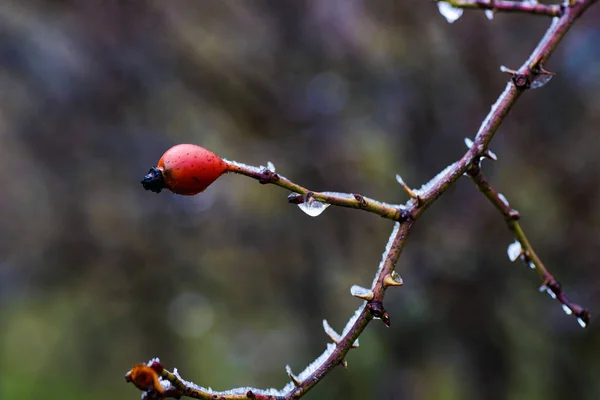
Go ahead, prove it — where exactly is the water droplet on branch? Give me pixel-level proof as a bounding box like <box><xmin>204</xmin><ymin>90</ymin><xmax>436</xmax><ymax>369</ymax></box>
<box><xmin>437</xmin><ymin>2</ymin><xmax>464</xmax><ymax>23</ymax></box>
<box><xmin>391</xmin><ymin>271</ymin><xmax>403</xmax><ymax>285</ymax></box>
<box><xmin>298</xmin><ymin>198</ymin><xmax>330</xmax><ymax>217</ymax></box>
<box><xmin>530</xmin><ymin>73</ymin><xmax>554</xmax><ymax>89</ymax></box>
<box><xmin>498</xmin><ymin>193</ymin><xmax>509</xmax><ymax>208</ymax></box>
<box><xmin>507</xmin><ymin>241</ymin><xmax>522</xmax><ymax>262</ymax></box>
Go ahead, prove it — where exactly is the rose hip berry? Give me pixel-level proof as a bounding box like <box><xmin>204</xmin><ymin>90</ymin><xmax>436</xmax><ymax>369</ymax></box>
<box><xmin>141</xmin><ymin>144</ymin><xmax>227</xmax><ymax>195</ymax></box>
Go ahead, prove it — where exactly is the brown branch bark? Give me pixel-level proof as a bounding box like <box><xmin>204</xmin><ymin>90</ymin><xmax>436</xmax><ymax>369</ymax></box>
<box><xmin>127</xmin><ymin>0</ymin><xmax>597</xmax><ymax>398</ymax></box>
<box><xmin>466</xmin><ymin>164</ymin><xmax>591</xmax><ymax>327</ymax></box>
<box><xmin>440</xmin><ymin>0</ymin><xmax>563</xmax><ymax>16</ymax></box>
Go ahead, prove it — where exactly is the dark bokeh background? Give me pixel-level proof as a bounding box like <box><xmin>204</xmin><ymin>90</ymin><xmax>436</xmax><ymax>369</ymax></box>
<box><xmin>1</xmin><ymin>1</ymin><xmax>599</xmax><ymax>399</ymax></box>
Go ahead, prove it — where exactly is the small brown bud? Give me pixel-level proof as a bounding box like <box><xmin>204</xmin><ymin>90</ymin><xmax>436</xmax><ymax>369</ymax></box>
<box><xmin>125</xmin><ymin>364</ymin><xmax>164</xmax><ymax>394</ymax></box>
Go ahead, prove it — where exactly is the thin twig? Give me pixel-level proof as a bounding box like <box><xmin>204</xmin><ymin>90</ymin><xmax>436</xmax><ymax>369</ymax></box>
<box><xmin>127</xmin><ymin>0</ymin><xmax>596</xmax><ymax>398</ymax></box>
<box><xmin>224</xmin><ymin>162</ymin><xmax>403</xmax><ymax>220</ymax></box>
<box><xmin>466</xmin><ymin>164</ymin><xmax>591</xmax><ymax>327</ymax></box>
<box><xmin>440</xmin><ymin>0</ymin><xmax>563</xmax><ymax>16</ymax></box>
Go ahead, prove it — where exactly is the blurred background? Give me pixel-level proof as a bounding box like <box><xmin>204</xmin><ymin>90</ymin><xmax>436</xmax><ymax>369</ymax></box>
<box><xmin>1</xmin><ymin>1</ymin><xmax>599</xmax><ymax>399</ymax></box>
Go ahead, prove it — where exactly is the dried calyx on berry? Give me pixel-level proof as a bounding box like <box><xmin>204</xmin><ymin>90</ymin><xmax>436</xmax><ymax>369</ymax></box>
<box><xmin>141</xmin><ymin>167</ymin><xmax>165</xmax><ymax>193</ymax></box>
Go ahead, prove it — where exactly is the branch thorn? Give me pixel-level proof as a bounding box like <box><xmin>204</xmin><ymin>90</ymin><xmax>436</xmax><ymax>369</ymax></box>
<box><xmin>383</xmin><ymin>271</ymin><xmax>404</xmax><ymax>287</ymax></box>
<box><xmin>395</xmin><ymin>174</ymin><xmax>422</xmax><ymax>203</ymax></box>
<box><xmin>483</xmin><ymin>149</ymin><xmax>498</xmax><ymax>161</ymax></box>
<box><xmin>322</xmin><ymin>319</ymin><xmax>341</xmax><ymax>344</ymax></box>
<box><xmin>464</xmin><ymin>137</ymin><xmax>474</xmax><ymax>149</ymax></box>
<box><xmin>350</xmin><ymin>285</ymin><xmax>374</xmax><ymax>301</ymax></box>
<box><xmin>285</xmin><ymin>365</ymin><xmax>302</xmax><ymax>387</ymax></box>
<box><xmin>323</xmin><ymin>319</ymin><xmax>359</xmax><ymax>348</ymax></box>
<box><xmin>500</xmin><ymin>65</ymin><xmax>517</xmax><ymax>76</ymax></box>
<box><xmin>537</xmin><ymin>65</ymin><xmax>554</xmax><ymax>76</ymax></box>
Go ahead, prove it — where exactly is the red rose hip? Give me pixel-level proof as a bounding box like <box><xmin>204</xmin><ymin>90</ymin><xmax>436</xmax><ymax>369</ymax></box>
<box><xmin>141</xmin><ymin>144</ymin><xmax>227</xmax><ymax>195</ymax></box>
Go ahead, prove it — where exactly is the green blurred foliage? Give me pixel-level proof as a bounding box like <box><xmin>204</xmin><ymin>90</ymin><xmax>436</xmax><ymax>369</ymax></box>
<box><xmin>0</xmin><ymin>1</ymin><xmax>599</xmax><ymax>399</ymax></box>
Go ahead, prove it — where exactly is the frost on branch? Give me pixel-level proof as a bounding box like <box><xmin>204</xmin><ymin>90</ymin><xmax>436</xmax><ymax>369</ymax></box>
<box><xmin>464</xmin><ymin>137</ymin><xmax>497</xmax><ymax>161</ymax></box>
<box><xmin>322</xmin><ymin>319</ymin><xmax>342</xmax><ymax>344</ymax></box>
<box><xmin>371</xmin><ymin>222</ymin><xmax>401</xmax><ymax>288</ymax></box>
<box><xmin>223</xmin><ymin>158</ymin><xmax>263</xmax><ymax>174</ymax></box>
<box><xmin>395</xmin><ymin>174</ymin><xmax>420</xmax><ymax>201</ymax></box>
<box><xmin>341</xmin><ymin>304</ymin><xmax>367</xmax><ymax>341</ymax></box>
<box><xmin>413</xmin><ymin>162</ymin><xmax>459</xmax><ymax>197</ymax></box>
<box><xmin>323</xmin><ymin>318</ymin><xmax>359</xmax><ymax>348</ymax></box>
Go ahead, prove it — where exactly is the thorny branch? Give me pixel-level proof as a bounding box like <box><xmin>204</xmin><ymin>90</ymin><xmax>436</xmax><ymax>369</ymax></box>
<box><xmin>466</xmin><ymin>164</ymin><xmax>591</xmax><ymax>327</ymax></box>
<box><xmin>439</xmin><ymin>0</ymin><xmax>563</xmax><ymax>17</ymax></box>
<box><xmin>127</xmin><ymin>1</ymin><xmax>596</xmax><ymax>399</ymax></box>
<box><xmin>224</xmin><ymin>161</ymin><xmax>402</xmax><ymax>220</ymax></box>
